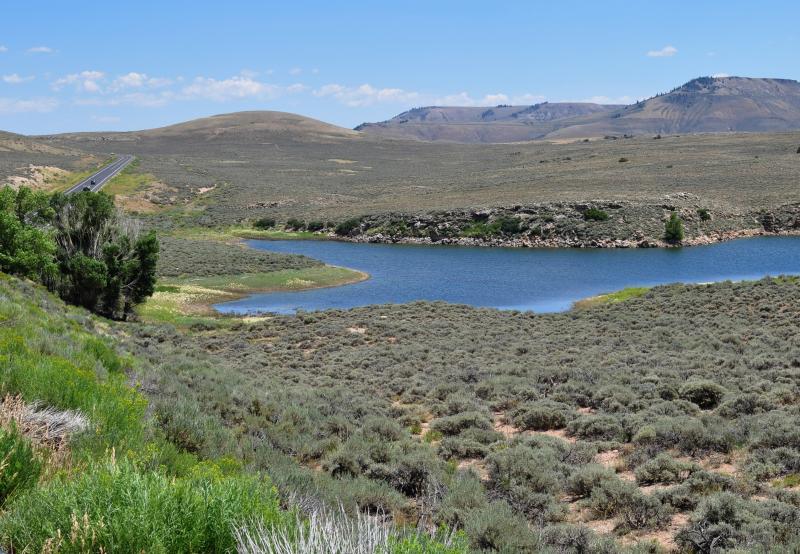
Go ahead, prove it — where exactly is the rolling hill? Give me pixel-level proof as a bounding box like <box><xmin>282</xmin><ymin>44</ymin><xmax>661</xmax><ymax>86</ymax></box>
<box><xmin>358</xmin><ymin>77</ymin><xmax>800</xmax><ymax>142</ymax></box>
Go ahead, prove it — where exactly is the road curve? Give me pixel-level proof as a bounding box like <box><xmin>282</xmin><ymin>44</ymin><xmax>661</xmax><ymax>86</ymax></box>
<box><xmin>65</xmin><ymin>154</ymin><xmax>135</xmax><ymax>194</ymax></box>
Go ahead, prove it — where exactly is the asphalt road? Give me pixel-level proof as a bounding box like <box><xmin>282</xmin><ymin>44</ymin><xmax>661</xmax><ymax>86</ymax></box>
<box><xmin>65</xmin><ymin>154</ymin><xmax>135</xmax><ymax>194</ymax></box>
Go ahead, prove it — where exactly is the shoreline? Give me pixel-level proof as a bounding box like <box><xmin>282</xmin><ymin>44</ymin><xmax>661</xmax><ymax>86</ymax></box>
<box><xmin>140</xmin><ymin>265</ymin><xmax>369</xmax><ymax>323</ymax></box>
<box><xmin>325</xmin><ymin>227</ymin><xmax>800</xmax><ymax>249</ymax></box>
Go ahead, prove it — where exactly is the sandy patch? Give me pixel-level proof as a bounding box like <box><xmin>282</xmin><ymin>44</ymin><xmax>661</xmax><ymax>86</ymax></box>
<box><xmin>5</xmin><ymin>165</ymin><xmax>68</xmax><ymax>191</ymax></box>
<box><xmin>623</xmin><ymin>512</ymin><xmax>689</xmax><ymax>551</ymax></box>
<box><xmin>196</xmin><ymin>186</ymin><xmax>216</xmax><ymax>194</ymax></box>
<box><xmin>347</xmin><ymin>326</ymin><xmax>367</xmax><ymax>335</ymax></box>
<box><xmin>328</xmin><ymin>159</ymin><xmax>357</xmax><ymax>164</ymax></box>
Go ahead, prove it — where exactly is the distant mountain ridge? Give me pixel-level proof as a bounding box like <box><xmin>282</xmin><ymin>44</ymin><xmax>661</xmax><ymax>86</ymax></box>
<box><xmin>357</xmin><ymin>77</ymin><xmax>800</xmax><ymax>143</ymax></box>
<box><xmin>355</xmin><ymin>103</ymin><xmax>622</xmax><ymax>143</ymax></box>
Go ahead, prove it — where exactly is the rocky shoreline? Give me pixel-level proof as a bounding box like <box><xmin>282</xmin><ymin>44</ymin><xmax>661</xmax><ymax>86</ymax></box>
<box><xmin>340</xmin><ymin>227</ymin><xmax>799</xmax><ymax>249</ymax></box>
<box><xmin>323</xmin><ymin>199</ymin><xmax>800</xmax><ymax>249</ymax></box>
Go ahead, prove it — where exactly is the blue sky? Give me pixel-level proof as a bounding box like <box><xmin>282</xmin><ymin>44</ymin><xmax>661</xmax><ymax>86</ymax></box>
<box><xmin>1</xmin><ymin>0</ymin><xmax>797</xmax><ymax>134</ymax></box>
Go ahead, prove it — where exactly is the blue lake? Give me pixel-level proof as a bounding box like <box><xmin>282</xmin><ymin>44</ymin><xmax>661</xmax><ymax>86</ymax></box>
<box><xmin>214</xmin><ymin>237</ymin><xmax>800</xmax><ymax>315</ymax></box>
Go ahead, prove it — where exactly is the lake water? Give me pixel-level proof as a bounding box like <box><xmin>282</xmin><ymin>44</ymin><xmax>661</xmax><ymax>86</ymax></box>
<box><xmin>214</xmin><ymin>237</ymin><xmax>800</xmax><ymax>315</ymax></box>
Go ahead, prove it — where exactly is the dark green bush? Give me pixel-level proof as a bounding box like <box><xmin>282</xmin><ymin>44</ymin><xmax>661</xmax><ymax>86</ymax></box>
<box><xmin>306</xmin><ymin>220</ymin><xmax>325</xmax><ymax>232</ymax></box>
<box><xmin>664</xmin><ymin>212</ymin><xmax>684</xmax><ymax>243</ymax></box>
<box><xmin>583</xmin><ymin>208</ymin><xmax>610</xmax><ymax>221</ymax></box>
<box><xmin>697</xmin><ymin>208</ymin><xmax>711</xmax><ymax>221</ymax></box>
<box><xmin>497</xmin><ymin>216</ymin><xmax>522</xmax><ymax>235</ymax></box>
<box><xmin>285</xmin><ymin>218</ymin><xmax>305</xmax><ymax>231</ymax></box>
<box><xmin>335</xmin><ymin>218</ymin><xmax>361</xmax><ymax>236</ymax></box>
<box><xmin>253</xmin><ymin>216</ymin><xmax>276</xmax><ymax>229</ymax></box>
<box><xmin>679</xmin><ymin>380</ymin><xmax>726</xmax><ymax>409</ymax></box>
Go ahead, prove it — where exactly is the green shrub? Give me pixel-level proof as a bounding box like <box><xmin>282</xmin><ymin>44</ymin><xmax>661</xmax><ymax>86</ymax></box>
<box><xmin>566</xmin><ymin>464</ymin><xmax>617</xmax><ymax>498</ymax></box>
<box><xmin>0</xmin><ymin>460</ymin><xmax>289</xmax><ymax>553</ymax></box>
<box><xmin>511</xmin><ymin>400</ymin><xmax>572</xmax><ymax>431</ymax></box>
<box><xmin>679</xmin><ymin>380</ymin><xmax>726</xmax><ymax>409</ymax></box>
<box><xmin>697</xmin><ymin>208</ymin><xmax>711</xmax><ymax>221</ymax></box>
<box><xmin>588</xmin><ymin>478</ymin><xmax>669</xmax><ymax>530</ymax></box>
<box><xmin>285</xmin><ymin>218</ymin><xmax>305</xmax><ymax>231</ymax></box>
<box><xmin>463</xmin><ymin>501</ymin><xmax>539</xmax><ymax>552</ymax></box>
<box><xmin>496</xmin><ymin>216</ymin><xmax>522</xmax><ymax>235</ymax></box>
<box><xmin>567</xmin><ymin>414</ymin><xmax>626</xmax><ymax>442</ymax></box>
<box><xmin>583</xmin><ymin>208</ymin><xmax>610</xmax><ymax>221</ymax></box>
<box><xmin>664</xmin><ymin>212</ymin><xmax>684</xmax><ymax>243</ymax></box>
<box><xmin>0</xmin><ymin>426</ymin><xmax>43</xmax><ymax>506</ymax></box>
<box><xmin>429</xmin><ymin>412</ymin><xmax>492</xmax><ymax>437</ymax></box>
<box><xmin>306</xmin><ymin>220</ymin><xmax>325</xmax><ymax>232</ymax></box>
<box><xmin>335</xmin><ymin>218</ymin><xmax>361</xmax><ymax>236</ymax></box>
<box><xmin>253</xmin><ymin>217</ymin><xmax>276</xmax><ymax>229</ymax></box>
<box><xmin>635</xmin><ymin>453</ymin><xmax>698</xmax><ymax>485</ymax></box>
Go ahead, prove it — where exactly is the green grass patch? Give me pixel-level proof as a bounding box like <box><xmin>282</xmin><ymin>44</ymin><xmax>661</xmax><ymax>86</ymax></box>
<box><xmin>772</xmin><ymin>473</ymin><xmax>800</xmax><ymax>488</ymax></box>
<box><xmin>0</xmin><ymin>459</ymin><xmax>290</xmax><ymax>553</ymax></box>
<box><xmin>573</xmin><ymin>286</ymin><xmax>651</xmax><ymax>309</ymax></box>
<box><xmin>231</xmin><ymin>227</ymin><xmax>326</xmax><ymax>240</ymax></box>
<box><xmin>103</xmin><ymin>166</ymin><xmax>156</xmax><ymax>196</ymax></box>
<box><xmin>140</xmin><ymin>265</ymin><xmax>367</xmax><ymax>323</ymax></box>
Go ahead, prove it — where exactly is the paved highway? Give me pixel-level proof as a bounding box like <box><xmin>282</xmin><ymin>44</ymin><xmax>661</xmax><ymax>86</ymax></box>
<box><xmin>64</xmin><ymin>154</ymin><xmax>135</xmax><ymax>194</ymax></box>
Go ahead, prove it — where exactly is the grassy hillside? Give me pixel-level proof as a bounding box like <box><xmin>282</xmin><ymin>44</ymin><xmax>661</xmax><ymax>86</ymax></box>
<box><xmin>0</xmin><ymin>274</ymin><xmax>464</xmax><ymax>553</ymax></box>
<box><xmin>125</xmin><ymin>276</ymin><xmax>800</xmax><ymax>552</ymax></box>
<box><xmin>38</xmin><ymin>120</ymin><xmax>800</xmax><ymax>230</ymax></box>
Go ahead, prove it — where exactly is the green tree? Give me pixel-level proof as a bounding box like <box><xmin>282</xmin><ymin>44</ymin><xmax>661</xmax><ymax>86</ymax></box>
<box><xmin>0</xmin><ymin>187</ymin><xmax>57</xmax><ymax>281</ymax></box>
<box><xmin>665</xmin><ymin>212</ymin><xmax>684</xmax><ymax>243</ymax></box>
<box><xmin>51</xmin><ymin>191</ymin><xmax>159</xmax><ymax>319</ymax></box>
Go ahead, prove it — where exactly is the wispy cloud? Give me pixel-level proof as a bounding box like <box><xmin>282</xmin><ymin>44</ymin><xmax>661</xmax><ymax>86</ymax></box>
<box><xmin>712</xmin><ymin>72</ymin><xmax>730</xmax><ymax>78</ymax></box>
<box><xmin>583</xmin><ymin>95</ymin><xmax>634</xmax><ymax>105</ymax></box>
<box><xmin>53</xmin><ymin>70</ymin><xmax>105</xmax><ymax>92</ymax></box>
<box><xmin>289</xmin><ymin>67</ymin><xmax>303</xmax><ymax>76</ymax></box>
<box><xmin>27</xmin><ymin>46</ymin><xmax>54</xmax><ymax>54</ymax></box>
<box><xmin>2</xmin><ymin>74</ymin><xmax>35</xmax><ymax>84</ymax></box>
<box><xmin>646</xmin><ymin>45</ymin><xmax>677</xmax><ymax>58</ymax></box>
<box><xmin>314</xmin><ymin>84</ymin><xmax>544</xmax><ymax>108</ymax></box>
<box><xmin>0</xmin><ymin>97</ymin><xmax>59</xmax><ymax>114</ymax></box>
<box><xmin>0</xmin><ymin>46</ymin><xmax>7</xmax><ymax>53</ymax></box>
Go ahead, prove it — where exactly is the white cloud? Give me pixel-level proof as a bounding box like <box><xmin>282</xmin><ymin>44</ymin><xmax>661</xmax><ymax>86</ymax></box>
<box><xmin>0</xmin><ymin>46</ymin><xmax>7</xmax><ymax>53</ymax></box>
<box><xmin>109</xmin><ymin>72</ymin><xmax>172</xmax><ymax>91</ymax></box>
<box><xmin>2</xmin><ymin>74</ymin><xmax>35</xmax><ymax>84</ymax></box>
<box><xmin>27</xmin><ymin>46</ymin><xmax>54</xmax><ymax>54</ymax></box>
<box><xmin>583</xmin><ymin>95</ymin><xmax>634</xmax><ymax>105</ymax></box>
<box><xmin>289</xmin><ymin>67</ymin><xmax>302</xmax><ymax>76</ymax></box>
<box><xmin>316</xmin><ymin>84</ymin><xmax>546</xmax><ymax>108</ymax></box>
<box><xmin>53</xmin><ymin>70</ymin><xmax>105</xmax><ymax>92</ymax></box>
<box><xmin>647</xmin><ymin>45</ymin><xmax>678</xmax><ymax>58</ymax></box>
<box><xmin>0</xmin><ymin>97</ymin><xmax>58</xmax><ymax>114</ymax></box>
<box><xmin>314</xmin><ymin>83</ymin><xmax>423</xmax><ymax>107</ymax></box>
<box><xmin>712</xmin><ymin>73</ymin><xmax>730</xmax><ymax>78</ymax></box>
<box><xmin>181</xmin><ymin>75</ymin><xmax>281</xmax><ymax>101</ymax></box>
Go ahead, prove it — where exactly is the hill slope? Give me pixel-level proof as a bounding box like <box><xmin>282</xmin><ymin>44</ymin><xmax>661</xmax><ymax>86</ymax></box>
<box><xmin>548</xmin><ymin>77</ymin><xmax>800</xmax><ymax>139</ymax></box>
<box><xmin>50</xmin><ymin>110</ymin><xmax>360</xmax><ymax>146</ymax></box>
<box><xmin>356</xmin><ymin>102</ymin><xmax>620</xmax><ymax>142</ymax></box>
<box><xmin>358</xmin><ymin>77</ymin><xmax>800</xmax><ymax>142</ymax></box>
